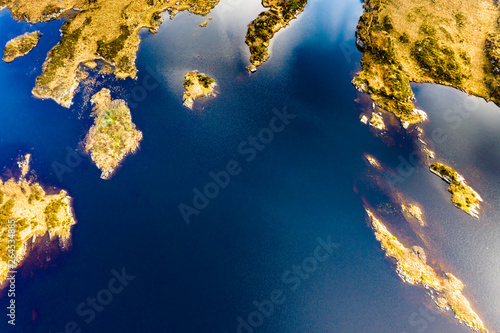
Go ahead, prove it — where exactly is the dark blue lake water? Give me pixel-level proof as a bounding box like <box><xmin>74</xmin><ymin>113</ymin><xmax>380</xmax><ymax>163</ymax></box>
<box><xmin>0</xmin><ymin>0</ymin><xmax>498</xmax><ymax>332</ymax></box>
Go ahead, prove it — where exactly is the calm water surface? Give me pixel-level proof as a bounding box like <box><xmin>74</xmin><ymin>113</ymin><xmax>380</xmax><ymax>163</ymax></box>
<box><xmin>0</xmin><ymin>0</ymin><xmax>498</xmax><ymax>332</ymax></box>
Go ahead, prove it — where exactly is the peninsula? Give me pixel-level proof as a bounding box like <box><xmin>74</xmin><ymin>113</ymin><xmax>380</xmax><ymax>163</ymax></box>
<box><xmin>245</xmin><ymin>0</ymin><xmax>307</xmax><ymax>72</ymax></box>
<box><xmin>0</xmin><ymin>0</ymin><xmax>221</xmax><ymax>107</ymax></box>
<box><xmin>183</xmin><ymin>71</ymin><xmax>216</xmax><ymax>109</ymax></box>
<box><xmin>353</xmin><ymin>0</ymin><xmax>500</xmax><ymax>126</ymax></box>
<box><xmin>83</xmin><ymin>88</ymin><xmax>143</xmax><ymax>179</ymax></box>
<box><xmin>0</xmin><ymin>154</ymin><xmax>76</xmax><ymax>286</ymax></box>
<box><xmin>366</xmin><ymin>209</ymin><xmax>486</xmax><ymax>332</ymax></box>
<box><xmin>430</xmin><ymin>163</ymin><xmax>482</xmax><ymax>218</ymax></box>
<box><xmin>2</xmin><ymin>31</ymin><xmax>42</xmax><ymax>63</ymax></box>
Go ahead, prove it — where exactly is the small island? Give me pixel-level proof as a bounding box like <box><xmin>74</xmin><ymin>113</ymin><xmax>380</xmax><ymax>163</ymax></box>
<box><xmin>366</xmin><ymin>208</ymin><xmax>486</xmax><ymax>332</ymax></box>
<box><xmin>245</xmin><ymin>0</ymin><xmax>308</xmax><ymax>72</ymax></box>
<box><xmin>0</xmin><ymin>154</ymin><xmax>76</xmax><ymax>287</ymax></box>
<box><xmin>2</xmin><ymin>31</ymin><xmax>41</xmax><ymax>63</ymax></box>
<box><xmin>401</xmin><ymin>203</ymin><xmax>426</xmax><ymax>226</ymax></box>
<box><xmin>183</xmin><ymin>71</ymin><xmax>217</xmax><ymax>109</ymax></box>
<box><xmin>430</xmin><ymin>163</ymin><xmax>482</xmax><ymax>218</ymax></box>
<box><xmin>83</xmin><ymin>88</ymin><xmax>143</xmax><ymax>179</ymax></box>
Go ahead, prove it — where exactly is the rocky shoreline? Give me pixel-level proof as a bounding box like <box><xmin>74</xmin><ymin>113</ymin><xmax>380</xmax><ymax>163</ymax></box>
<box><xmin>245</xmin><ymin>0</ymin><xmax>308</xmax><ymax>72</ymax></box>
<box><xmin>366</xmin><ymin>208</ymin><xmax>487</xmax><ymax>332</ymax></box>
<box><xmin>2</xmin><ymin>31</ymin><xmax>41</xmax><ymax>63</ymax></box>
<box><xmin>182</xmin><ymin>71</ymin><xmax>217</xmax><ymax>109</ymax></box>
<box><xmin>430</xmin><ymin>163</ymin><xmax>483</xmax><ymax>218</ymax></box>
<box><xmin>0</xmin><ymin>155</ymin><xmax>76</xmax><ymax>287</ymax></box>
<box><xmin>83</xmin><ymin>88</ymin><xmax>143</xmax><ymax>179</ymax></box>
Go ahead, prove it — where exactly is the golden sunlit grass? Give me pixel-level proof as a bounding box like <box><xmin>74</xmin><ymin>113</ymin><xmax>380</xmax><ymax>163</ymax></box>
<box><xmin>430</xmin><ymin>163</ymin><xmax>483</xmax><ymax>218</ymax></box>
<box><xmin>245</xmin><ymin>0</ymin><xmax>307</xmax><ymax>70</ymax></box>
<box><xmin>183</xmin><ymin>71</ymin><xmax>216</xmax><ymax>109</ymax></box>
<box><xmin>0</xmin><ymin>158</ymin><xmax>75</xmax><ymax>285</ymax></box>
<box><xmin>1</xmin><ymin>0</ymin><xmax>220</xmax><ymax>107</ymax></box>
<box><xmin>2</xmin><ymin>31</ymin><xmax>41</xmax><ymax>63</ymax></box>
<box><xmin>354</xmin><ymin>0</ymin><xmax>500</xmax><ymax>124</ymax></box>
<box><xmin>366</xmin><ymin>208</ymin><xmax>486</xmax><ymax>332</ymax></box>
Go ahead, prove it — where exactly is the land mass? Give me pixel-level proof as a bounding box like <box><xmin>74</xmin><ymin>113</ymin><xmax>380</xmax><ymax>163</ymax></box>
<box><xmin>430</xmin><ymin>163</ymin><xmax>482</xmax><ymax>218</ymax></box>
<box><xmin>2</xmin><ymin>31</ymin><xmax>42</xmax><ymax>63</ymax></box>
<box><xmin>366</xmin><ymin>208</ymin><xmax>487</xmax><ymax>332</ymax></box>
<box><xmin>353</xmin><ymin>0</ymin><xmax>500</xmax><ymax>126</ymax></box>
<box><xmin>0</xmin><ymin>154</ymin><xmax>76</xmax><ymax>286</ymax></box>
<box><xmin>0</xmin><ymin>0</ymin><xmax>221</xmax><ymax>107</ymax></box>
<box><xmin>182</xmin><ymin>71</ymin><xmax>216</xmax><ymax>109</ymax></box>
<box><xmin>0</xmin><ymin>0</ymin><xmax>309</xmax><ymax>106</ymax></box>
<box><xmin>245</xmin><ymin>0</ymin><xmax>307</xmax><ymax>72</ymax></box>
<box><xmin>83</xmin><ymin>88</ymin><xmax>143</xmax><ymax>179</ymax></box>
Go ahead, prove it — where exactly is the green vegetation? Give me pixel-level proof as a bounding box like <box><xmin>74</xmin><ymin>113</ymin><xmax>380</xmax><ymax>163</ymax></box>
<box><xmin>0</xmin><ymin>167</ymin><xmax>75</xmax><ymax>283</ymax></box>
<box><xmin>246</xmin><ymin>0</ymin><xmax>307</xmax><ymax>67</ymax></box>
<box><xmin>0</xmin><ymin>199</ymin><xmax>15</xmax><ymax>227</ymax></box>
<box><xmin>44</xmin><ymin>198</ymin><xmax>66</xmax><ymax>229</ymax></box>
<box><xmin>412</xmin><ymin>37</ymin><xmax>464</xmax><ymax>85</ymax></box>
<box><xmin>354</xmin><ymin>0</ymin><xmax>499</xmax><ymax>125</ymax></box>
<box><xmin>485</xmin><ymin>34</ymin><xmax>500</xmax><ymax>100</ymax></box>
<box><xmin>42</xmin><ymin>4</ymin><xmax>62</xmax><ymax>17</ymax></box>
<box><xmin>34</xmin><ymin>25</ymin><xmax>83</xmax><ymax>90</ymax></box>
<box><xmin>2</xmin><ymin>31</ymin><xmax>42</xmax><ymax>63</ymax></box>
<box><xmin>28</xmin><ymin>184</ymin><xmax>43</xmax><ymax>204</ymax></box>
<box><xmin>96</xmin><ymin>25</ymin><xmax>131</xmax><ymax>63</ymax></box>
<box><xmin>84</xmin><ymin>89</ymin><xmax>143</xmax><ymax>179</ymax></box>
<box><xmin>2</xmin><ymin>0</ymin><xmax>222</xmax><ymax>107</ymax></box>
<box><xmin>183</xmin><ymin>79</ymin><xmax>193</xmax><ymax>89</ymax></box>
<box><xmin>197</xmin><ymin>74</ymin><xmax>215</xmax><ymax>88</ymax></box>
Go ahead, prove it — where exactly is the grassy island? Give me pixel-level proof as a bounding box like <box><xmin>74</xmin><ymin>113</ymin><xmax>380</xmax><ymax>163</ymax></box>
<box><xmin>353</xmin><ymin>0</ymin><xmax>500</xmax><ymax>126</ymax></box>
<box><xmin>0</xmin><ymin>0</ymin><xmax>221</xmax><ymax>107</ymax></box>
<box><xmin>245</xmin><ymin>0</ymin><xmax>307</xmax><ymax>72</ymax></box>
<box><xmin>83</xmin><ymin>88</ymin><xmax>143</xmax><ymax>179</ymax></box>
<box><xmin>430</xmin><ymin>163</ymin><xmax>482</xmax><ymax>218</ymax></box>
<box><xmin>2</xmin><ymin>31</ymin><xmax>42</xmax><ymax>63</ymax></box>
<box><xmin>183</xmin><ymin>71</ymin><xmax>216</xmax><ymax>109</ymax></box>
<box><xmin>0</xmin><ymin>154</ymin><xmax>76</xmax><ymax>287</ymax></box>
<box><xmin>366</xmin><ymin>209</ymin><xmax>487</xmax><ymax>332</ymax></box>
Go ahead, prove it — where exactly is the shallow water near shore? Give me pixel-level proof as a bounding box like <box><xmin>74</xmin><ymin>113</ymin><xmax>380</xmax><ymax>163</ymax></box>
<box><xmin>0</xmin><ymin>0</ymin><xmax>499</xmax><ymax>332</ymax></box>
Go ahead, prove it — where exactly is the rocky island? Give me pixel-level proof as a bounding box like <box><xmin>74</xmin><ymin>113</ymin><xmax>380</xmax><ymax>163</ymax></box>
<box><xmin>430</xmin><ymin>163</ymin><xmax>482</xmax><ymax>218</ymax></box>
<box><xmin>2</xmin><ymin>31</ymin><xmax>42</xmax><ymax>63</ymax></box>
<box><xmin>366</xmin><ymin>208</ymin><xmax>487</xmax><ymax>332</ymax></box>
<box><xmin>0</xmin><ymin>154</ymin><xmax>76</xmax><ymax>286</ymax></box>
<box><xmin>353</xmin><ymin>0</ymin><xmax>500</xmax><ymax>125</ymax></box>
<box><xmin>401</xmin><ymin>203</ymin><xmax>426</xmax><ymax>227</ymax></box>
<box><xmin>245</xmin><ymin>0</ymin><xmax>307</xmax><ymax>72</ymax></box>
<box><xmin>183</xmin><ymin>71</ymin><xmax>216</xmax><ymax>109</ymax></box>
<box><xmin>83</xmin><ymin>88</ymin><xmax>143</xmax><ymax>179</ymax></box>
